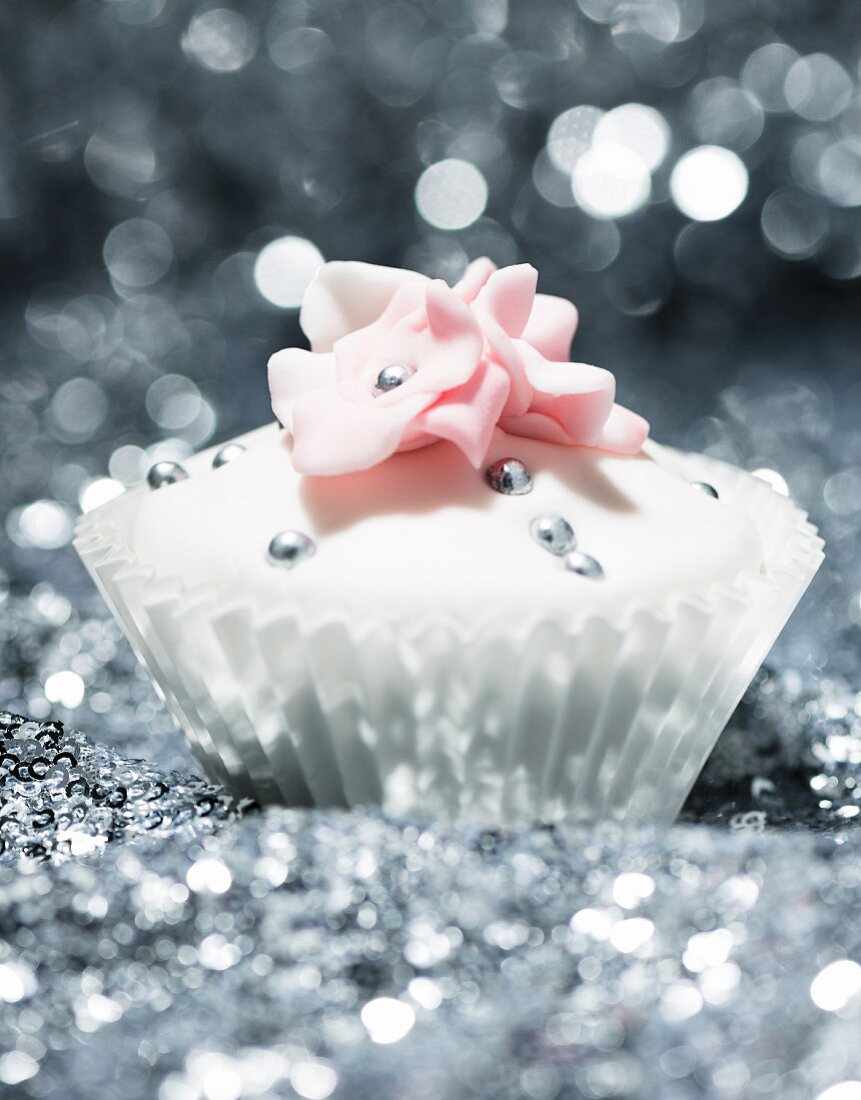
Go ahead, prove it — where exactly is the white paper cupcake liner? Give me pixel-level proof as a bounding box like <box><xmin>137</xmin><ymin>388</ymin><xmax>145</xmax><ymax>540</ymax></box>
<box><xmin>74</xmin><ymin>450</ymin><xmax>823</xmax><ymax>825</ymax></box>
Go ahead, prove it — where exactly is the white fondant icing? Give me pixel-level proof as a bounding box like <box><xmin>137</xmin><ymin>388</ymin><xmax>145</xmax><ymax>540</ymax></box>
<box><xmin>92</xmin><ymin>422</ymin><xmax>764</xmax><ymax>632</ymax></box>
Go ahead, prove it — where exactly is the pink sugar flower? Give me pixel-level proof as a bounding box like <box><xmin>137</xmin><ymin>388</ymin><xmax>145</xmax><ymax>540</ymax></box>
<box><xmin>268</xmin><ymin>257</ymin><xmax>648</xmax><ymax>476</ymax></box>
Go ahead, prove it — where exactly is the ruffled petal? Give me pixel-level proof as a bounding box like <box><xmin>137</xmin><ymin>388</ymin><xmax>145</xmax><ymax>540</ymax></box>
<box><xmin>474</xmin><ymin>264</ymin><xmax>538</xmax><ymax>338</ymax></box>
<box><xmin>413</xmin><ymin>359</ymin><xmax>510</xmax><ymax>468</ymax></box>
<box><xmin>290</xmin><ymin>387</ymin><xmax>435</xmax><ymax>476</ymax></box>
<box><xmin>520</xmin><ymin>346</ymin><xmax>614</xmax><ymax>398</ymax></box>
<box><xmin>283</xmin><ymin>258</ymin><xmax>648</xmax><ymax>475</ymax></box>
<box><xmin>523</xmin><ymin>294</ymin><xmax>579</xmax><ymax>361</ymax></box>
<box><xmin>497</xmin><ymin>411</ymin><xmax>576</xmax><ymax>445</ymax></box>
<box><xmin>339</xmin><ymin>280</ymin><xmax>485</xmax><ymax>402</ymax></box>
<box><xmin>268</xmin><ymin>348</ymin><xmax>336</xmax><ymax>432</ymax></box>
<box><xmin>512</xmin><ymin>344</ymin><xmax>616</xmax><ymax>444</ymax></box>
<box><xmin>470</xmin><ymin>270</ymin><xmax>537</xmax><ymax>418</ymax></box>
<box><xmin>333</xmin><ymin>281</ymin><xmax>427</xmax><ymax>386</ymax></box>
<box><xmin>595</xmin><ymin>403</ymin><xmax>650</xmax><ymax>454</ymax></box>
<box><xmin>416</xmin><ymin>280</ymin><xmax>486</xmax><ymax>391</ymax></box>
<box><xmin>300</xmin><ymin>261</ymin><xmax>427</xmax><ymax>353</ymax></box>
<box><xmin>454</xmin><ymin>256</ymin><xmax>496</xmax><ymax>303</ymax></box>
<box><xmin>526</xmin><ymin>387</ymin><xmax>615</xmax><ymax>445</ymax></box>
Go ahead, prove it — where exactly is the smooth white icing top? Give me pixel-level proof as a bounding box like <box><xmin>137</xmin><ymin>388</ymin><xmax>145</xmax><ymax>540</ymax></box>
<box><xmin>91</xmin><ymin>423</ymin><xmax>763</xmax><ymax>632</ymax></box>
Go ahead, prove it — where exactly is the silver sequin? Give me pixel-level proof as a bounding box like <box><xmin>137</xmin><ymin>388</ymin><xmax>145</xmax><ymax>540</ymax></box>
<box><xmin>564</xmin><ymin>550</ymin><xmax>604</xmax><ymax>579</ymax></box>
<box><xmin>374</xmin><ymin>364</ymin><xmax>414</xmax><ymax>394</ymax></box>
<box><xmin>530</xmin><ymin>514</ymin><xmax>576</xmax><ymax>555</ymax></box>
<box><xmin>485</xmin><ymin>458</ymin><xmax>533</xmax><ymax>495</ymax></box>
<box><xmin>212</xmin><ymin>443</ymin><xmax>246</xmax><ymax>468</ymax></box>
<box><xmin>146</xmin><ymin>461</ymin><xmax>189</xmax><ymax>490</ymax></box>
<box><xmin>691</xmin><ymin>481</ymin><xmax>719</xmax><ymax>499</ymax></box>
<box><xmin>267</xmin><ymin>530</ymin><xmax>316</xmax><ymax>568</ymax></box>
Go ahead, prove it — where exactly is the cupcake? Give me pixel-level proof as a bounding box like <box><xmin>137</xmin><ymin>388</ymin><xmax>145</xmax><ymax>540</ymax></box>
<box><xmin>75</xmin><ymin>258</ymin><xmax>823</xmax><ymax>824</ymax></box>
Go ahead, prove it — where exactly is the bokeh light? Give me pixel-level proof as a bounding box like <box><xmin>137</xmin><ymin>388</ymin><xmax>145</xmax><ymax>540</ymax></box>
<box><xmin>415</xmin><ymin>159</ymin><xmax>489</xmax><ymax>230</ymax></box>
<box><xmin>360</xmin><ymin>998</ymin><xmax>416</xmax><ymax>1044</ymax></box>
<box><xmin>547</xmin><ymin>106</ymin><xmax>604</xmax><ymax>173</ymax></box>
<box><xmin>290</xmin><ymin>1061</ymin><xmax>337</xmax><ymax>1100</ymax></box>
<box><xmin>785</xmin><ymin>53</ymin><xmax>853</xmax><ymax>121</ymax></box>
<box><xmin>816</xmin><ymin>1084</ymin><xmax>861</xmax><ymax>1100</ymax></box>
<box><xmin>741</xmin><ymin>43</ymin><xmax>800</xmax><ymax>112</ymax></box>
<box><xmin>761</xmin><ymin>188</ymin><xmax>828</xmax><ymax>260</ymax></box>
<box><xmin>85</xmin><ymin>124</ymin><xmax>160</xmax><ymax>199</ymax></box>
<box><xmin>79</xmin><ymin>478</ymin><xmax>125</xmax><ymax>514</ymax></box>
<box><xmin>688</xmin><ymin>78</ymin><xmax>763</xmax><ymax>150</ymax></box>
<box><xmin>810</xmin><ymin>959</ymin><xmax>861</xmax><ymax>1012</ymax></box>
<box><xmin>670</xmin><ymin>146</ymin><xmax>749</xmax><ymax>221</ymax></box>
<box><xmin>253</xmin><ymin>237</ymin><xmax>325</xmax><ymax>309</ymax></box>
<box><xmin>146</xmin><ymin>375</ymin><xmax>201</xmax><ymax>430</ymax></box>
<box><xmin>593</xmin><ymin>104</ymin><xmax>671</xmax><ymax>171</ymax></box>
<box><xmin>818</xmin><ymin>142</ymin><xmax>861</xmax><ymax>207</ymax></box>
<box><xmin>109</xmin><ymin>445</ymin><xmax>149</xmax><ymax>486</ymax></box>
<box><xmin>49</xmin><ymin>379</ymin><xmax>109</xmax><ymax>442</ymax></box>
<box><xmin>182</xmin><ymin>8</ymin><xmax>257</xmax><ymax>73</ymax></box>
<box><xmin>7</xmin><ymin>501</ymin><xmax>74</xmax><ymax>550</ymax></box>
<box><xmin>545</xmin><ymin>102</ymin><xmax>668</xmax><ymax>222</ymax></box>
<box><xmin>572</xmin><ymin>143</ymin><xmax>651</xmax><ymax>219</ymax></box>
<box><xmin>44</xmin><ymin>670</ymin><xmax>85</xmax><ymax>709</ymax></box>
<box><xmin>103</xmin><ymin>218</ymin><xmax>173</xmax><ymax>288</ymax></box>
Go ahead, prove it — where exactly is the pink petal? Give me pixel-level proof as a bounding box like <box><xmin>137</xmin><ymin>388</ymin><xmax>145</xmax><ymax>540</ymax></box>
<box><xmin>290</xmin><ymin>388</ymin><xmax>435</xmax><ymax>476</ymax></box>
<box><xmin>498</xmin><ymin>411</ymin><xmax>576</xmax><ymax>445</ymax></box>
<box><xmin>424</xmin><ymin>279</ymin><xmax>483</xmax><ymax>354</ymax></box>
<box><xmin>406</xmin><ymin>281</ymin><xmax>485</xmax><ymax>393</ymax></box>
<box><xmin>413</xmin><ymin>359</ymin><xmax>510</xmax><ymax>468</ymax></box>
<box><xmin>520</xmin><ymin>347</ymin><xmax>615</xmax><ymax>398</ymax></box>
<box><xmin>596</xmin><ymin>403</ymin><xmax>650</xmax><ymax>454</ymax></box>
<box><xmin>503</xmin><ymin>346</ymin><xmax>616</xmax><ymax>445</ymax></box>
<box><xmin>339</xmin><ymin>280</ymin><xmax>485</xmax><ymax>402</ymax></box>
<box><xmin>268</xmin><ymin>348</ymin><xmax>336</xmax><ymax>432</ymax></box>
<box><xmin>300</xmin><ymin>261</ymin><xmax>426</xmax><ymax>353</ymax></box>
<box><xmin>478</xmin><ymin>329</ymin><xmax>532</xmax><ymax>418</ymax></box>
<box><xmin>334</xmin><ymin>281</ymin><xmax>427</xmax><ymax>385</ymax></box>
<box><xmin>454</xmin><ymin>257</ymin><xmax>496</xmax><ymax>303</ymax></box>
<box><xmin>527</xmin><ymin>386</ymin><xmax>615</xmax><ymax>445</ymax></box>
<box><xmin>470</xmin><ymin>279</ymin><xmax>536</xmax><ymax>419</ymax></box>
<box><xmin>523</xmin><ymin>294</ymin><xmax>579</xmax><ymax>361</ymax></box>
<box><xmin>474</xmin><ymin>264</ymin><xmax>538</xmax><ymax>338</ymax></box>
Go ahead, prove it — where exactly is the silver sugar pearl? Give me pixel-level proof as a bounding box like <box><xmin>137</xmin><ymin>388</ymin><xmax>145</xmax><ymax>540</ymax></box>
<box><xmin>691</xmin><ymin>481</ymin><xmax>719</xmax><ymax>499</ymax></box>
<box><xmin>485</xmin><ymin>458</ymin><xmax>533</xmax><ymax>495</ymax></box>
<box><xmin>374</xmin><ymin>364</ymin><xmax>413</xmax><ymax>394</ymax></box>
<box><xmin>212</xmin><ymin>443</ymin><xmax>246</xmax><ymax>468</ymax></box>
<box><xmin>564</xmin><ymin>550</ymin><xmax>604</xmax><ymax>580</ymax></box>
<box><xmin>267</xmin><ymin>530</ymin><xmax>316</xmax><ymax>569</ymax></box>
<box><xmin>146</xmin><ymin>461</ymin><xmax>189</xmax><ymax>490</ymax></box>
<box><xmin>530</xmin><ymin>514</ymin><xmax>576</xmax><ymax>555</ymax></box>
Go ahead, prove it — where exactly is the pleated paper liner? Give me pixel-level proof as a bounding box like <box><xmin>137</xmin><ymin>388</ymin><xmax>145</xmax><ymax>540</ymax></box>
<box><xmin>74</xmin><ymin>449</ymin><xmax>823</xmax><ymax>825</ymax></box>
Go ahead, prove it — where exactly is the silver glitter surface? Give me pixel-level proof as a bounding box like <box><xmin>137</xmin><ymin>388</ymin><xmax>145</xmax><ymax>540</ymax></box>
<box><xmin>0</xmin><ymin>710</ymin><xmax>241</xmax><ymax>863</ymax></box>
<box><xmin>0</xmin><ymin>688</ymin><xmax>861</xmax><ymax>1100</ymax></box>
<box><xmin>0</xmin><ymin>0</ymin><xmax>860</xmax><ymax>1096</ymax></box>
